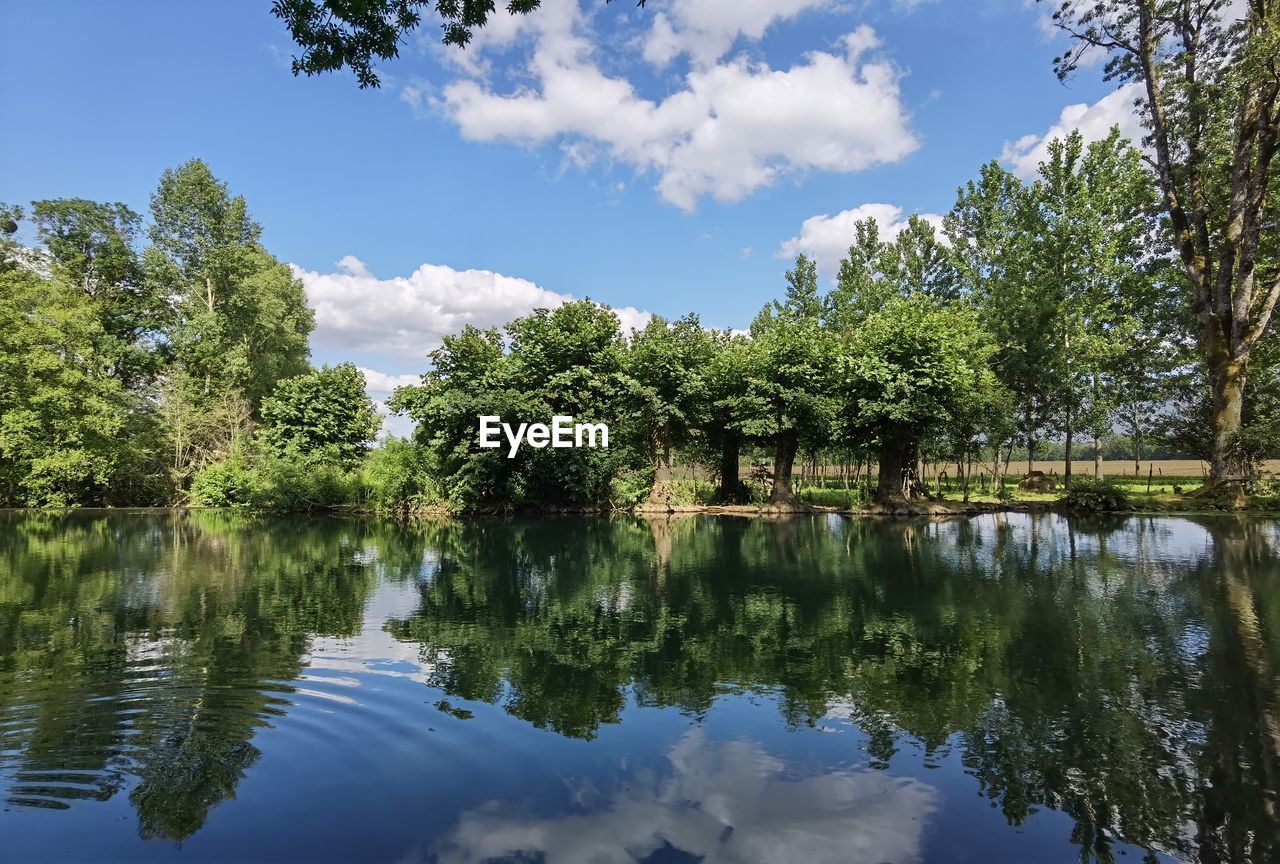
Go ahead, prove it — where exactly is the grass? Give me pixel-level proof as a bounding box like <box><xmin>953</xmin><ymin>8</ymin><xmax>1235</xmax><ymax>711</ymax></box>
<box><xmin>795</xmin><ymin>460</ymin><xmax>1280</xmax><ymax>512</ymax></box>
<box><xmin>799</xmin><ymin>488</ymin><xmax>867</xmax><ymax>509</ymax></box>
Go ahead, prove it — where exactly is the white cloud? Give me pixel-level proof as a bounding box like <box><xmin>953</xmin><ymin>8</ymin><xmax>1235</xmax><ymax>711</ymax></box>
<box><xmin>295</xmin><ymin>255</ymin><xmax>650</xmax><ymax>361</ymax></box>
<box><xmin>359</xmin><ymin>368</ymin><xmax>420</xmax><ymax>394</ymax></box>
<box><xmin>640</xmin><ymin>0</ymin><xmax>836</xmax><ymax>70</ymax></box>
<box><xmin>1000</xmin><ymin>82</ymin><xmax>1145</xmax><ymax>179</ymax></box>
<box><xmin>777</xmin><ymin>203</ymin><xmax>944</xmax><ymax>279</ymax></box>
<box><xmin>431</xmin><ymin>1</ymin><xmax>918</xmax><ymax>211</ymax></box>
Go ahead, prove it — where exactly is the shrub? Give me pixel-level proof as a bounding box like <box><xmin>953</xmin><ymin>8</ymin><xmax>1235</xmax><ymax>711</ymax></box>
<box><xmin>249</xmin><ymin>452</ymin><xmax>358</xmax><ymax>512</ymax></box>
<box><xmin>22</xmin><ymin>449</ymin><xmax>109</xmax><ymax>508</ymax></box>
<box><xmin>610</xmin><ymin>467</ymin><xmax>654</xmax><ymax>509</ymax></box>
<box><xmin>189</xmin><ymin>451</ymin><xmax>254</xmax><ymax>507</ymax></box>
<box><xmin>1060</xmin><ymin>478</ymin><xmax>1130</xmax><ymax>512</ymax></box>
<box><xmin>360</xmin><ymin>439</ymin><xmax>439</xmax><ymax>511</ymax></box>
<box><xmin>189</xmin><ymin>444</ymin><xmax>359</xmax><ymax>511</ymax></box>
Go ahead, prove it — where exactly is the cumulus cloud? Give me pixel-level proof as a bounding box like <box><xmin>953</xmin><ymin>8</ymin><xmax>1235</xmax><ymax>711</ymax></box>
<box><xmin>777</xmin><ymin>203</ymin><xmax>944</xmax><ymax>279</ymax></box>
<box><xmin>640</xmin><ymin>0</ymin><xmax>836</xmax><ymax>69</ymax></box>
<box><xmin>430</xmin><ymin>0</ymin><xmax>918</xmax><ymax>211</ymax></box>
<box><xmin>359</xmin><ymin>368</ymin><xmax>420</xmax><ymax>394</ymax></box>
<box><xmin>1000</xmin><ymin>82</ymin><xmax>1145</xmax><ymax>179</ymax></box>
<box><xmin>295</xmin><ymin>255</ymin><xmax>651</xmax><ymax>362</ymax></box>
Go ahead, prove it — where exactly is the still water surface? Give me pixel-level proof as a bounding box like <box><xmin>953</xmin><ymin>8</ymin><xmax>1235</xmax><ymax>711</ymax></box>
<box><xmin>1</xmin><ymin>511</ymin><xmax>1278</xmax><ymax>863</ymax></box>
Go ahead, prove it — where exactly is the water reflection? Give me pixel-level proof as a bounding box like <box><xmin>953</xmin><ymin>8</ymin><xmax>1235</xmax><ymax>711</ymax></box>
<box><xmin>437</xmin><ymin>729</ymin><xmax>938</xmax><ymax>864</ymax></box>
<box><xmin>0</xmin><ymin>511</ymin><xmax>1276</xmax><ymax>862</ymax></box>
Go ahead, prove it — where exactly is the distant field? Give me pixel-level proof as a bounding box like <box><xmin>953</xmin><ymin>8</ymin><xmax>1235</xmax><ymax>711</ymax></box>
<box><xmin>920</xmin><ymin>459</ymin><xmax>1280</xmax><ymax>480</ymax></box>
<box><xmin>796</xmin><ymin>460</ymin><xmax>1280</xmax><ymax>484</ymax></box>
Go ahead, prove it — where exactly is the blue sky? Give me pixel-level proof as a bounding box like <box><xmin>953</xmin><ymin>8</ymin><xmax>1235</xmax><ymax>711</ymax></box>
<box><xmin>0</xmin><ymin>0</ymin><xmax>1144</xmax><ymax>419</ymax></box>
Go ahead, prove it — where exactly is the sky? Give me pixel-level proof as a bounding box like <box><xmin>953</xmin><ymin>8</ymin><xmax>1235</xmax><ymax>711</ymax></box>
<box><xmin>0</xmin><ymin>0</ymin><xmax>1158</xmax><ymax>431</ymax></box>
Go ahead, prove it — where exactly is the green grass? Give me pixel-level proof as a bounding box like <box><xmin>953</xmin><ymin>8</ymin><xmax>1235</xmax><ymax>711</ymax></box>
<box><xmin>799</xmin><ymin>487</ymin><xmax>867</xmax><ymax>509</ymax></box>
<box><xmin>794</xmin><ymin>472</ymin><xmax>1279</xmax><ymax>511</ymax></box>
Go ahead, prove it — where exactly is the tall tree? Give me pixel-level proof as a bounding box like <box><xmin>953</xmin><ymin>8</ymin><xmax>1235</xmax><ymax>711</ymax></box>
<box><xmin>701</xmin><ymin>332</ymin><xmax>754</xmax><ymax>503</ymax></box>
<box><xmin>624</xmin><ymin>314</ymin><xmax>714</xmax><ymax>507</ymax></box>
<box><xmin>949</xmin><ymin>161</ymin><xmax>1059</xmax><ymax>478</ymax></box>
<box><xmin>1028</xmin><ymin>129</ymin><xmax>1164</xmax><ymax>486</ymax></box>
<box><xmin>147</xmin><ymin>159</ymin><xmax>314</xmax><ymax>410</ymax></box>
<box><xmin>0</xmin><ymin>269</ymin><xmax>134</xmax><ymax>506</ymax></box>
<box><xmin>30</xmin><ymin>198</ymin><xmax>166</xmax><ymax>386</ymax></box>
<box><xmin>741</xmin><ymin>255</ymin><xmax>836</xmax><ymax>507</ymax></box>
<box><xmin>838</xmin><ymin>296</ymin><xmax>1000</xmax><ymax>503</ymax></box>
<box><xmin>1048</xmin><ymin>0</ymin><xmax>1280</xmax><ymax>487</ymax></box>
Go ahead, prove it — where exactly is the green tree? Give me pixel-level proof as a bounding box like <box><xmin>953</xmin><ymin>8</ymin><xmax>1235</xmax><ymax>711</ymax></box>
<box><xmin>700</xmin><ymin>332</ymin><xmax>755</xmax><ymax>502</ymax></box>
<box><xmin>1048</xmin><ymin>0</ymin><xmax>1280</xmax><ymax>488</ymax></box>
<box><xmin>0</xmin><ymin>270</ymin><xmax>134</xmax><ymax>506</ymax></box>
<box><xmin>260</xmin><ymin>363</ymin><xmax>382</xmax><ymax>467</ymax></box>
<box><xmin>623</xmin><ymin>314</ymin><xmax>714</xmax><ymax>507</ymax></box>
<box><xmin>392</xmin><ymin>301</ymin><xmax>629</xmax><ymax>510</ymax></box>
<box><xmin>948</xmin><ymin>161</ymin><xmax>1058</xmax><ymax>479</ymax></box>
<box><xmin>30</xmin><ymin>198</ymin><xmax>166</xmax><ymax>387</ymax></box>
<box><xmin>739</xmin><ymin>256</ymin><xmax>836</xmax><ymax>507</ymax></box>
<box><xmin>147</xmin><ymin>159</ymin><xmax>313</xmax><ymax>411</ymax></box>
<box><xmin>839</xmin><ymin>296</ymin><xmax>999</xmax><ymax>502</ymax></box>
<box><xmin>1027</xmin><ymin>129</ymin><xmax>1164</xmax><ymax>487</ymax></box>
<box><xmin>824</xmin><ymin>217</ymin><xmax>893</xmax><ymax>336</ymax></box>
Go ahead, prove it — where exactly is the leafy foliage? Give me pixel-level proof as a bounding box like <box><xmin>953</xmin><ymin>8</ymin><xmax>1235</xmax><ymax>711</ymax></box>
<box><xmin>1060</xmin><ymin>477</ymin><xmax>1131</xmax><ymax>512</ymax></box>
<box><xmin>261</xmin><ymin>363</ymin><xmax>381</xmax><ymax>467</ymax></box>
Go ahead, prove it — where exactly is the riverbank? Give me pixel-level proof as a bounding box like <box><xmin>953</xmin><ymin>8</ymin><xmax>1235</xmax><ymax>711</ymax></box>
<box><xmin>12</xmin><ymin>494</ymin><xmax>1278</xmax><ymax>519</ymax></box>
<box><xmin>634</xmin><ymin>500</ymin><xmax>1280</xmax><ymax>518</ymax></box>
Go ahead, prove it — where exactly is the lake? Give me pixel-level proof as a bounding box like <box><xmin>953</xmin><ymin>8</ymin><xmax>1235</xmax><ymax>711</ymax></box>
<box><xmin>1</xmin><ymin>511</ymin><xmax>1277</xmax><ymax>863</ymax></box>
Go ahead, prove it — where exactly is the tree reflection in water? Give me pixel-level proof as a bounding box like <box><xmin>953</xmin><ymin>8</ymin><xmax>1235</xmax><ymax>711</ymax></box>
<box><xmin>0</xmin><ymin>510</ymin><xmax>1276</xmax><ymax>863</ymax></box>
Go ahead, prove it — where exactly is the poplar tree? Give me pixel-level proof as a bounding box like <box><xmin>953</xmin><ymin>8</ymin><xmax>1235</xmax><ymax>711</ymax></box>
<box><xmin>1048</xmin><ymin>0</ymin><xmax>1280</xmax><ymax>488</ymax></box>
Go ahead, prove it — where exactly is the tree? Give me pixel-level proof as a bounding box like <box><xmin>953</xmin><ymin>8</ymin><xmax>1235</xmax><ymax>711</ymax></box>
<box><xmin>701</xmin><ymin>332</ymin><xmax>754</xmax><ymax>503</ymax></box>
<box><xmin>839</xmin><ymin>296</ymin><xmax>1000</xmax><ymax>503</ymax></box>
<box><xmin>825</xmin><ymin>217</ymin><xmax>893</xmax><ymax>336</ymax></box>
<box><xmin>30</xmin><ymin>198</ymin><xmax>167</xmax><ymax>387</ymax></box>
<box><xmin>623</xmin><ymin>314</ymin><xmax>714</xmax><ymax>507</ymax></box>
<box><xmin>391</xmin><ymin>301</ymin><xmax>628</xmax><ymax>510</ymax></box>
<box><xmin>1048</xmin><ymin>0</ymin><xmax>1280</xmax><ymax>487</ymax></box>
<box><xmin>260</xmin><ymin>363</ymin><xmax>382</xmax><ymax>467</ymax></box>
<box><xmin>740</xmin><ymin>255</ymin><xmax>836</xmax><ymax>507</ymax></box>
<box><xmin>1027</xmin><ymin>129</ymin><xmax>1164</xmax><ymax>486</ymax></box>
<box><xmin>947</xmin><ymin>161</ymin><xmax>1056</xmax><ymax>479</ymax></box>
<box><xmin>0</xmin><ymin>269</ymin><xmax>134</xmax><ymax>506</ymax></box>
<box><xmin>147</xmin><ymin>159</ymin><xmax>314</xmax><ymax>410</ymax></box>
<box><xmin>272</xmin><ymin>0</ymin><xmax>648</xmax><ymax>88</ymax></box>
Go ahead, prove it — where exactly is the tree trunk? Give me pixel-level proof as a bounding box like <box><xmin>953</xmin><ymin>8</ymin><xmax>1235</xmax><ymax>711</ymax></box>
<box><xmin>1209</xmin><ymin>355</ymin><xmax>1246</xmax><ymax>480</ymax></box>
<box><xmin>1064</xmin><ymin>408</ymin><xmax>1074</xmax><ymax>489</ymax></box>
<box><xmin>769</xmin><ymin>430</ymin><xmax>800</xmax><ymax>507</ymax></box>
<box><xmin>876</xmin><ymin>437</ymin><xmax>909</xmax><ymax>503</ymax></box>
<box><xmin>1133</xmin><ymin>402</ymin><xmax>1141</xmax><ymax>474</ymax></box>
<box><xmin>1025</xmin><ymin>406</ymin><xmax>1035</xmax><ymax>476</ymax></box>
<box><xmin>646</xmin><ymin>425</ymin><xmax>674</xmax><ymax>506</ymax></box>
<box><xmin>717</xmin><ymin>437</ymin><xmax>740</xmax><ymax>503</ymax></box>
<box><xmin>1094</xmin><ymin>434</ymin><xmax>1104</xmax><ymax>480</ymax></box>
